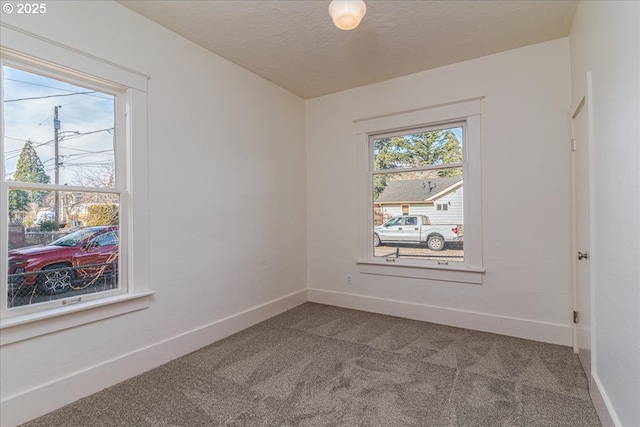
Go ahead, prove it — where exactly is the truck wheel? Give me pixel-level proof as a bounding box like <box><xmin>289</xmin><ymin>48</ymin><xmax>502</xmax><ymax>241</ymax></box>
<box><xmin>427</xmin><ymin>235</ymin><xmax>445</xmax><ymax>251</ymax></box>
<box><xmin>374</xmin><ymin>233</ymin><xmax>381</xmax><ymax>247</ymax></box>
<box><xmin>37</xmin><ymin>264</ymin><xmax>74</xmax><ymax>295</ymax></box>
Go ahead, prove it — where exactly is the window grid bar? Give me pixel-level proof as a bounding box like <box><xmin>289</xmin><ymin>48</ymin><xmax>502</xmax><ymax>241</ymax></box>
<box><xmin>371</xmin><ymin>163</ymin><xmax>464</xmax><ymax>176</ymax></box>
<box><xmin>5</xmin><ymin>182</ymin><xmax>123</xmax><ymax>194</ymax></box>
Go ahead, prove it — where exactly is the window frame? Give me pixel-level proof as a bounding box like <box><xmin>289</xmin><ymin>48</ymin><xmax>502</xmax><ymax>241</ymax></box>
<box><xmin>2</xmin><ymin>58</ymin><xmax>128</xmax><ymax>315</ymax></box>
<box><xmin>0</xmin><ymin>24</ymin><xmax>152</xmax><ymax>344</ymax></box>
<box><xmin>355</xmin><ymin>97</ymin><xmax>484</xmax><ymax>284</ymax></box>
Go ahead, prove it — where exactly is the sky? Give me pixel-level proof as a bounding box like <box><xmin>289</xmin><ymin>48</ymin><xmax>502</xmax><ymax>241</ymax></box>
<box><xmin>3</xmin><ymin>65</ymin><xmax>115</xmax><ymax>187</ymax></box>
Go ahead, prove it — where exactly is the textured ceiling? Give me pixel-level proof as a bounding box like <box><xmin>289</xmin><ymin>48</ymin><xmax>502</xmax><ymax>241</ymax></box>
<box><xmin>118</xmin><ymin>1</ymin><xmax>578</xmax><ymax>99</ymax></box>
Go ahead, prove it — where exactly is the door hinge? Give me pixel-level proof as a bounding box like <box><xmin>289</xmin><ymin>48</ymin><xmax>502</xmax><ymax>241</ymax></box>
<box><xmin>573</xmin><ymin>310</ymin><xmax>579</xmax><ymax>324</ymax></box>
<box><xmin>571</xmin><ymin>139</ymin><xmax>577</xmax><ymax>152</ymax></box>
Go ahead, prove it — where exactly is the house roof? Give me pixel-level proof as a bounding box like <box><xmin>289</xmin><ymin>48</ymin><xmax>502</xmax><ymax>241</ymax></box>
<box><xmin>375</xmin><ymin>176</ymin><xmax>462</xmax><ymax>204</ymax></box>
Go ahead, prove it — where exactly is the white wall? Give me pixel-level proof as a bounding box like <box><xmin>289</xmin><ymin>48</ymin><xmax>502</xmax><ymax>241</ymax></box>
<box><xmin>0</xmin><ymin>2</ymin><xmax>307</xmax><ymax>425</ymax></box>
<box><xmin>569</xmin><ymin>2</ymin><xmax>640</xmax><ymax>426</ymax></box>
<box><xmin>3</xmin><ymin>2</ymin><xmax>636</xmax><ymax>426</ymax></box>
<box><xmin>307</xmin><ymin>39</ymin><xmax>573</xmax><ymax>344</ymax></box>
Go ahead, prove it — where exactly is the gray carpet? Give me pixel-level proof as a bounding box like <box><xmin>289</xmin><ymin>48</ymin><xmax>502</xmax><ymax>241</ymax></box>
<box><xmin>23</xmin><ymin>303</ymin><xmax>601</xmax><ymax>426</ymax></box>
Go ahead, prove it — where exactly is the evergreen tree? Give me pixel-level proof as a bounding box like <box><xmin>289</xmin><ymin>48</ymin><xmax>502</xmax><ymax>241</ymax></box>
<box><xmin>373</xmin><ymin>129</ymin><xmax>462</xmax><ymax>200</ymax></box>
<box><xmin>8</xmin><ymin>140</ymin><xmax>51</xmax><ymax>222</ymax></box>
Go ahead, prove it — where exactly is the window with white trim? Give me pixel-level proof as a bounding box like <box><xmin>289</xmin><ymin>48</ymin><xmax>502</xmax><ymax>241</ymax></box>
<box><xmin>3</xmin><ymin>61</ymin><xmax>126</xmax><ymax>313</ymax></box>
<box><xmin>1</xmin><ymin>26</ymin><xmax>151</xmax><ymax>342</ymax></box>
<box><xmin>356</xmin><ymin>98</ymin><xmax>484</xmax><ymax>284</ymax></box>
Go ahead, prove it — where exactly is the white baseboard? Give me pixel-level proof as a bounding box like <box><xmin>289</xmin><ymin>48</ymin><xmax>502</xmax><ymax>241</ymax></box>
<box><xmin>1</xmin><ymin>287</ymin><xmax>578</xmax><ymax>427</ymax></box>
<box><xmin>0</xmin><ymin>289</ymin><xmax>308</xmax><ymax>427</ymax></box>
<box><xmin>308</xmin><ymin>288</ymin><xmax>572</xmax><ymax>346</ymax></box>
<box><xmin>591</xmin><ymin>372</ymin><xmax>621</xmax><ymax>427</ymax></box>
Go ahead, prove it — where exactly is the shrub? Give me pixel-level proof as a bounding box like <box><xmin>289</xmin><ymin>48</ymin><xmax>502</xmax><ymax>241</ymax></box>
<box><xmin>86</xmin><ymin>204</ymin><xmax>119</xmax><ymax>226</ymax></box>
<box><xmin>23</xmin><ymin>216</ymin><xmax>35</xmax><ymax>228</ymax></box>
<box><xmin>39</xmin><ymin>220</ymin><xmax>60</xmax><ymax>232</ymax></box>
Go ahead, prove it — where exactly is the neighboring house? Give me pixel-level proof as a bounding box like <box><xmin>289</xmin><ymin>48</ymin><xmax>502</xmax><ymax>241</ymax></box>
<box><xmin>375</xmin><ymin>176</ymin><xmax>463</xmax><ymax>224</ymax></box>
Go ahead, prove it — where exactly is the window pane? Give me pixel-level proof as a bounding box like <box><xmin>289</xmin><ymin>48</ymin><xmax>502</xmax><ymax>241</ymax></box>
<box><xmin>7</xmin><ymin>189</ymin><xmax>120</xmax><ymax>308</ymax></box>
<box><xmin>3</xmin><ymin>66</ymin><xmax>116</xmax><ymax>187</ymax></box>
<box><xmin>373</xmin><ymin>168</ymin><xmax>463</xmax><ymax>262</ymax></box>
<box><xmin>373</xmin><ymin>126</ymin><xmax>463</xmax><ymax>171</ymax></box>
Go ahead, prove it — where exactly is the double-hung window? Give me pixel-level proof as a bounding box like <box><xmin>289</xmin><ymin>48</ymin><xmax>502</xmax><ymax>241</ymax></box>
<box><xmin>3</xmin><ymin>60</ymin><xmax>126</xmax><ymax>310</ymax></box>
<box><xmin>356</xmin><ymin>98</ymin><xmax>484</xmax><ymax>283</ymax></box>
<box><xmin>1</xmin><ymin>26</ymin><xmax>151</xmax><ymax>343</ymax></box>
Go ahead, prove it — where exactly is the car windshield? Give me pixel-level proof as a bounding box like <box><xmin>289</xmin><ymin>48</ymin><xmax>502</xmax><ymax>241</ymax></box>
<box><xmin>49</xmin><ymin>228</ymin><xmax>104</xmax><ymax>247</ymax></box>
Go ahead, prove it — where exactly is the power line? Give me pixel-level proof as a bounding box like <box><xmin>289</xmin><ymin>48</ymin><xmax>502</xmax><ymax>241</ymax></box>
<box><xmin>57</xmin><ymin>147</ymin><xmax>113</xmax><ymax>155</ymax></box>
<box><xmin>4</xmin><ymin>128</ymin><xmax>114</xmax><ymax>162</ymax></box>
<box><xmin>5</xmin><ymin>128</ymin><xmax>113</xmax><ymax>147</ymax></box>
<box><xmin>4</xmin><ymin>91</ymin><xmax>98</xmax><ymax>103</ymax></box>
<box><xmin>61</xmin><ymin>128</ymin><xmax>114</xmax><ymax>140</ymax></box>
<box><xmin>4</xmin><ymin>134</ymin><xmax>47</xmax><ymax>145</ymax></box>
<box><xmin>62</xmin><ymin>162</ymin><xmax>114</xmax><ymax>167</ymax></box>
<box><xmin>11</xmin><ymin>113</ymin><xmax>55</xmax><ymax>140</ymax></box>
<box><xmin>4</xmin><ymin>77</ymin><xmax>113</xmax><ymax>101</ymax></box>
<box><xmin>4</xmin><ymin>138</ymin><xmax>56</xmax><ymax>162</ymax></box>
<box><xmin>56</xmin><ymin>152</ymin><xmax>113</xmax><ymax>164</ymax></box>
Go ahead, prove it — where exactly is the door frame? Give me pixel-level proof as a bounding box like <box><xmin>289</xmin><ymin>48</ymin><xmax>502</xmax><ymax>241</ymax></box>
<box><xmin>571</xmin><ymin>72</ymin><xmax>596</xmax><ymax>366</ymax></box>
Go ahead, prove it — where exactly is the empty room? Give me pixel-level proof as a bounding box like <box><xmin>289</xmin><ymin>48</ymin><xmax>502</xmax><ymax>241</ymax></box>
<box><xmin>0</xmin><ymin>1</ymin><xmax>638</xmax><ymax>426</ymax></box>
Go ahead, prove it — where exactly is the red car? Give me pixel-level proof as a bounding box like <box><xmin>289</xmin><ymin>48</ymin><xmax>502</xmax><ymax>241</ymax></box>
<box><xmin>8</xmin><ymin>226</ymin><xmax>119</xmax><ymax>295</ymax></box>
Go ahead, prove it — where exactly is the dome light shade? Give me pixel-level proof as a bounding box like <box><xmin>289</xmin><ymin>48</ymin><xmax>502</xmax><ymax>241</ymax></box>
<box><xmin>329</xmin><ymin>0</ymin><xmax>367</xmax><ymax>30</ymax></box>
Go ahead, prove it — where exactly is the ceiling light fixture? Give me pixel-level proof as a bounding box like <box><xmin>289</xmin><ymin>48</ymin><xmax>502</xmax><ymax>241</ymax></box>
<box><xmin>328</xmin><ymin>0</ymin><xmax>367</xmax><ymax>30</ymax></box>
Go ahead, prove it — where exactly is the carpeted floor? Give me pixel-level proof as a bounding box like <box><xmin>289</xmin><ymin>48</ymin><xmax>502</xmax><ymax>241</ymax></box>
<box><xmin>23</xmin><ymin>303</ymin><xmax>601</xmax><ymax>426</ymax></box>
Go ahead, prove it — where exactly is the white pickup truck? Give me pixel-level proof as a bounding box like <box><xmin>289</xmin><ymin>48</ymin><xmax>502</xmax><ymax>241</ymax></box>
<box><xmin>374</xmin><ymin>215</ymin><xmax>463</xmax><ymax>251</ymax></box>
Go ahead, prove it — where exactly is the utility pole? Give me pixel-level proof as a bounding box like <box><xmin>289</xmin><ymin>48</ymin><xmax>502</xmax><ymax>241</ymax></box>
<box><xmin>53</xmin><ymin>105</ymin><xmax>61</xmax><ymax>224</ymax></box>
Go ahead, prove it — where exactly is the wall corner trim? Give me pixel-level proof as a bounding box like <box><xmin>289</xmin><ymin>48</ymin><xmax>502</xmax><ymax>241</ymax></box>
<box><xmin>591</xmin><ymin>372</ymin><xmax>622</xmax><ymax>427</ymax></box>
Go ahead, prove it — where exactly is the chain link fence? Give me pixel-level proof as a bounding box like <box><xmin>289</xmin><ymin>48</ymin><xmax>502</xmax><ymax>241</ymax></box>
<box><xmin>7</xmin><ymin>260</ymin><xmax>118</xmax><ymax>308</ymax></box>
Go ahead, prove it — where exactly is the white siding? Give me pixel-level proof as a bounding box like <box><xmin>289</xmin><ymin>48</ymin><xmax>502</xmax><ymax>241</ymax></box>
<box><xmin>421</xmin><ymin>187</ymin><xmax>463</xmax><ymax>224</ymax></box>
<box><xmin>381</xmin><ymin>205</ymin><xmax>402</xmax><ymax>218</ymax></box>
<box><xmin>381</xmin><ymin>186</ymin><xmax>464</xmax><ymax>224</ymax></box>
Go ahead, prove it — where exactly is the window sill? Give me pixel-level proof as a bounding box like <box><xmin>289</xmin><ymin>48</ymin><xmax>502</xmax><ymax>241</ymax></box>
<box><xmin>357</xmin><ymin>259</ymin><xmax>484</xmax><ymax>284</ymax></box>
<box><xmin>0</xmin><ymin>291</ymin><xmax>154</xmax><ymax>346</ymax></box>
